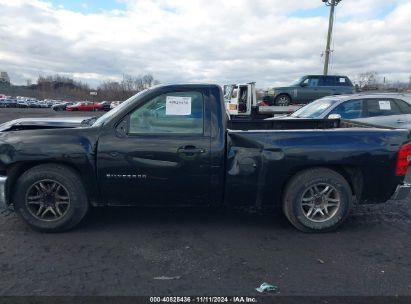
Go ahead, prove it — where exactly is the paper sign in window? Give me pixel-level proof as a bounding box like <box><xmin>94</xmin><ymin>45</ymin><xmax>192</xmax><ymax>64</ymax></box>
<box><xmin>166</xmin><ymin>96</ymin><xmax>192</xmax><ymax>115</ymax></box>
<box><xmin>378</xmin><ymin>100</ymin><xmax>391</xmax><ymax>110</ymax></box>
<box><xmin>339</xmin><ymin>78</ymin><xmax>346</xmax><ymax>82</ymax></box>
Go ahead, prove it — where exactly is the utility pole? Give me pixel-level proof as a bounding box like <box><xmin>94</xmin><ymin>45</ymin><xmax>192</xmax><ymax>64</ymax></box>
<box><xmin>322</xmin><ymin>0</ymin><xmax>342</xmax><ymax>75</ymax></box>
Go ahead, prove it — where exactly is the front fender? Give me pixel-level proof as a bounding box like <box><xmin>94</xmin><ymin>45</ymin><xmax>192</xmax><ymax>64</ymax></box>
<box><xmin>0</xmin><ymin>127</ymin><xmax>101</xmax><ymax>207</ymax></box>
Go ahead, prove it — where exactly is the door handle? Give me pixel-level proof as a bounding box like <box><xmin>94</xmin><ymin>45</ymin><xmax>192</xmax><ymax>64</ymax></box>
<box><xmin>177</xmin><ymin>146</ymin><xmax>206</xmax><ymax>154</ymax></box>
<box><xmin>397</xmin><ymin>119</ymin><xmax>405</xmax><ymax>123</ymax></box>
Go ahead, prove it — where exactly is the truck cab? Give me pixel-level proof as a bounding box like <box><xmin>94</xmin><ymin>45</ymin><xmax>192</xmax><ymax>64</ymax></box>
<box><xmin>224</xmin><ymin>82</ymin><xmax>256</xmax><ymax>117</ymax></box>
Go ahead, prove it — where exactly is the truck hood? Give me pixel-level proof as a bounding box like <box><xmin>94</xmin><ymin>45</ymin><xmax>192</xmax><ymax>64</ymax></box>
<box><xmin>0</xmin><ymin>117</ymin><xmax>92</xmax><ymax>132</ymax></box>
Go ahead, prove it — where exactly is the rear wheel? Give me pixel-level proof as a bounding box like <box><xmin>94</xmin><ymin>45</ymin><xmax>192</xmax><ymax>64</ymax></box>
<box><xmin>14</xmin><ymin>164</ymin><xmax>89</xmax><ymax>232</ymax></box>
<box><xmin>282</xmin><ymin>168</ymin><xmax>353</xmax><ymax>232</ymax></box>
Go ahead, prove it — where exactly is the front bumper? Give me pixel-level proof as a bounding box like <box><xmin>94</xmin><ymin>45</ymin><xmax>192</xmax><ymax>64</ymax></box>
<box><xmin>0</xmin><ymin>175</ymin><xmax>7</xmax><ymax>209</ymax></box>
<box><xmin>391</xmin><ymin>183</ymin><xmax>411</xmax><ymax>200</ymax></box>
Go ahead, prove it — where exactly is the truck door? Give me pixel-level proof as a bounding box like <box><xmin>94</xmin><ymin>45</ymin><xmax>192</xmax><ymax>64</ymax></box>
<box><xmin>238</xmin><ymin>85</ymin><xmax>248</xmax><ymax>114</ymax></box>
<box><xmin>96</xmin><ymin>89</ymin><xmax>211</xmax><ymax>206</ymax></box>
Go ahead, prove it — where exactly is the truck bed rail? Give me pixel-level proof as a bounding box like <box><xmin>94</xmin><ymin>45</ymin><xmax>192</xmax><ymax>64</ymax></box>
<box><xmin>227</xmin><ymin>118</ymin><xmax>341</xmax><ymax>130</ymax></box>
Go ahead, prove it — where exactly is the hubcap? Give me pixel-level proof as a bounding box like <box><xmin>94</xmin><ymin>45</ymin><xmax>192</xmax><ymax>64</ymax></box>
<box><xmin>300</xmin><ymin>183</ymin><xmax>340</xmax><ymax>223</ymax></box>
<box><xmin>277</xmin><ymin>96</ymin><xmax>289</xmax><ymax>106</ymax></box>
<box><xmin>25</xmin><ymin>179</ymin><xmax>70</xmax><ymax>221</ymax></box>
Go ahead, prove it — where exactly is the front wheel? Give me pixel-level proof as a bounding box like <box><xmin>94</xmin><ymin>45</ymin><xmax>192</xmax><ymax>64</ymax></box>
<box><xmin>282</xmin><ymin>168</ymin><xmax>353</xmax><ymax>232</ymax></box>
<box><xmin>275</xmin><ymin>94</ymin><xmax>291</xmax><ymax>106</ymax></box>
<box><xmin>14</xmin><ymin>164</ymin><xmax>89</xmax><ymax>232</ymax></box>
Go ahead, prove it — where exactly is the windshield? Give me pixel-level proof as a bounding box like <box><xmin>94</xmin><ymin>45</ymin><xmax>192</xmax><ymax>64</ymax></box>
<box><xmin>291</xmin><ymin>98</ymin><xmax>339</xmax><ymax>118</ymax></box>
<box><xmin>223</xmin><ymin>85</ymin><xmax>238</xmax><ymax>101</ymax></box>
<box><xmin>92</xmin><ymin>89</ymin><xmax>149</xmax><ymax>127</ymax></box>
<box><xmin>290</xmin><ymin>76</ymin><xmax>304</xmax><ymax>86</ymax></box>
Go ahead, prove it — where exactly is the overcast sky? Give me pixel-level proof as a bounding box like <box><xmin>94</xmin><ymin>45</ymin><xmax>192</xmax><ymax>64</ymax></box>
<box><xmin>0</xmin><ymin>0</ymin><xmax>410</xmax><ymax>88</ymax></box>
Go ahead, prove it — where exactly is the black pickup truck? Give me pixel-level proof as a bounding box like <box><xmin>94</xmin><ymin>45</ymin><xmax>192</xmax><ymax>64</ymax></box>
<box><xmin>0</xmin><ymin>84</ymin><xmax>410</xmax><ymax>232</ymax></box>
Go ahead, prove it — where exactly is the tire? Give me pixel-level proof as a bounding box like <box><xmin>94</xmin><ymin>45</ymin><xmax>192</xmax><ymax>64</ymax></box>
<box><xmin>275</xmin><ymin>94</ymin><xmax>291</xmax><ymax>106</ymax></box>
<box><xmin>14</xmin><ymin>164</ymin><xmax>89</xmax><ymax>232</ymax></box>
<box><xmin>282</xmin><ymin>168</ymin><xmax>353</xmax><ymax>232</ymax></box>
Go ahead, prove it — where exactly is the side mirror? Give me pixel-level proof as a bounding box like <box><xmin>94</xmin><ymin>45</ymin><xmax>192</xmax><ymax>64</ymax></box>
<box><xmin>300</xmin><ymin>82</ymin><xmax>307</xmax><ymax>87</ymax></box>
<box><xmin>328</xmin><ymin>114</ymin><xmax>341</xmax><ymax>119</ymax></box>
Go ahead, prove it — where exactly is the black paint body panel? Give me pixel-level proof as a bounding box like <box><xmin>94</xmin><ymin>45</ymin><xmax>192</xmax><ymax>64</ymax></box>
<box><xmin>0</xmin><ymin>84</ymin><xmax>409</xmax><ymax>209</ymax></box>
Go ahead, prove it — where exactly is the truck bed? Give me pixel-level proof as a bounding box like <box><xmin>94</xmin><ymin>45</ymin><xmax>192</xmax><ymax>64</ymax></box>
<box><xmin>224</xmin><ymin>122</ymin><xmax>408</xmax><ymax>209</ymax></box>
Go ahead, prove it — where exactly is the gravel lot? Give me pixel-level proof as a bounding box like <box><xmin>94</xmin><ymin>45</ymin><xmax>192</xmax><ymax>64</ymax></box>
<box><xmin>0</xmin><ymin>108</ymin><xmax>410</xmax><ymax>297</ymax></box>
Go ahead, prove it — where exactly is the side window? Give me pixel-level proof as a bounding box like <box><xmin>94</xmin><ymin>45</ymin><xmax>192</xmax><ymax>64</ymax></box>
<box><xmin>366</xmin><ymin>99</ymin><xmax>402</xmax><ymax>117</ymax></box>
<box><xmin>336</xmin><ymin>77</ymin><xmax>348</xmax><ymax>86</ymax></box>
<box><xmin>329</xmin><ymin>100</ymin><xmax>363</xmax><ymax>119</ymax></box>
<box><xmin>303</xmin><ymin>77</ymin><xmax>319</xmax><ymax>87</ymax></box>
<box><xmin>321</xmin><ymin>76</ymin><xmax>336</xmax><ymax>86</ymax></box>
<box><xmin>128</xmin><ymin>91</ymin><xmax>204</xmax><ymax>134</ymax></box>
<box><xmin>394</xmin><ymin>99</ymin><xmax>411</xmax><ymax>114</ymax></box>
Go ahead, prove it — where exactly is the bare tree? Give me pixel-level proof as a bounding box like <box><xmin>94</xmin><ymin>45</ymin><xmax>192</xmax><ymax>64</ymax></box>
<box><xmin>358</xmin><ymin>71</ymin><xmax>379</xmax><ymax>88</ymax></box>
<box><xmin>1</xmin><ymin>73</ymin><xmax>159</xmax><ymax>101</ymax></box>
<box><xmin>97</xmin><ymin>74</ymin><xmax>159</xmax><ymax>101</ymax></box>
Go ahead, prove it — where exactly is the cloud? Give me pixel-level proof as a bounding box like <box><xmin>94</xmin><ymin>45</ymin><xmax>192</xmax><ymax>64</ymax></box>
<box><xmin>0</xmin><ymin>0</ymin><xmax>410</xmax><ymax>88</ymax></box>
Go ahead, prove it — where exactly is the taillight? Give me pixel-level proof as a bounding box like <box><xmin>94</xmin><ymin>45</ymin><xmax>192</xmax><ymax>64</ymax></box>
<box><xmin>395</xmin><ymin>142</ymin><xmax>411</xmax><ymax>176</ymax></box>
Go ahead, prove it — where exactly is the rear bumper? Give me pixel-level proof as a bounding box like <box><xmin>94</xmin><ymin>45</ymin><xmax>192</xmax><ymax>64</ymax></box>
<box><xmin>0</xmin><ymin>175</ymin><xmax>7</xmax><ymax>209</ymax></box>
<box><xmin>391</xmin><ymin>183</ymin><xmax>411</xmax><ymax>200</ymax></box>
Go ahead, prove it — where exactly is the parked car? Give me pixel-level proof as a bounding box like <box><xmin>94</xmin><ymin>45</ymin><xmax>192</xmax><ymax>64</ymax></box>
<box><xmin>99</xmin><ymin>101</ymin><xmax>112</xmax><ymax>111</ymax></box>
<box><xmin>52</xmin><ymin>102</ymin><xmax>74</xmax><ymax>111</ymax></box>
<box><xmin>110</xmin><ymin>100</ymin><xmax>122</xmax><ymax>109</ymax></box>
<box><xmin>0</xmin><ymin>84</ymin><xmax>410</xmax><ymax>233</ymax></box>
<box><xmin>269</xmin><ymin>75</ymin><xmax>354</xmax><ymax>106</ymax></box>
<box><xmin>37</xmin><ymin>101</ymin><xmax>48</xmax><ymax>108</ymax></box>
<box><xmin>278</xmin><ymin>93</ymin><xmax>411</xmax><ymax>130</ymax></box>
<box><xmin>66</xmin><ymin>102</ymin><xmax>102</xmax><ymax>111</ymax></box>
<box><xmin>26</xmin><ymin>100</ymin><xmax>39</xmax><ymax>108</ymax></box>
<box><xmin>3</xmin><ymin>99</ymin><xmax>17</xmax><ymax>108</ymax></box>
<box><xmin>17</xmin><ymin>101</ymin><xmax>29</xmax><ymax>108</ymax></box>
